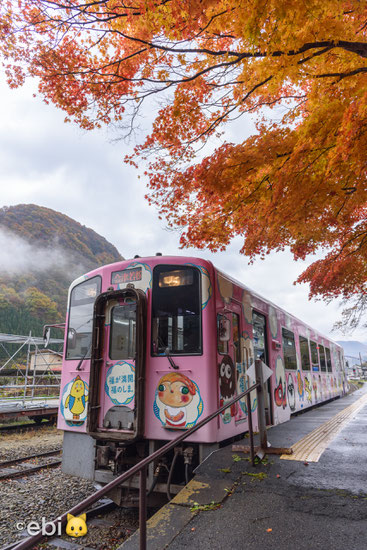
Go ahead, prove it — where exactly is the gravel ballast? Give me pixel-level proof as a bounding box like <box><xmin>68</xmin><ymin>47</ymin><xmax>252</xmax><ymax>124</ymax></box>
<box><xmin>0</xmin><ymin>428</ymin><xmax>139</xmax><ymax>548</ymax></box>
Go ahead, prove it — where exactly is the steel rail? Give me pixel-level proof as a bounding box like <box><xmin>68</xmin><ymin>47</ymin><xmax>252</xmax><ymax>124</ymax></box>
<box><xmin>12</xmin><ymin>377</ymin><xmax>263</xmax><ymax>550</ymax></box>
<box><xmin>0</xmin><ymin>422</ymin><xmax>55</xmax><ymax>433</ymax></box>
<box><xmin>0</xmin><ymin>449</ymin><xmax>62</xmax><ymax>469</ymax></box>
<box><xmin>0</xmin><ymin>459</ymin><xmax>62</xmax><ymax>481</ymax></box>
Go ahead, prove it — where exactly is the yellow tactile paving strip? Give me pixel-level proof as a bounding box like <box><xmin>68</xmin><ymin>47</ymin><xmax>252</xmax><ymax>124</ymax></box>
<box><xmin>281</xmin><ymin>392</ymin><xmax>367</xmax><ymax>462</ymax></box>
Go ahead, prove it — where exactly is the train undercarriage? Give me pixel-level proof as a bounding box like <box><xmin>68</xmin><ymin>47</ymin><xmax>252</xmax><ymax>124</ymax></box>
<box><xmin>62</xmin><ymin>430</ymin><xmax>218</xmax><ymax>507</ymax></box>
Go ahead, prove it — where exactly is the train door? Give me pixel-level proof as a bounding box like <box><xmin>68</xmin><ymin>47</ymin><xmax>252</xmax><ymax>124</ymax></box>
<box><xmin>217</xmin><ymin>305</ymin><xmax>242</xmax><ymax>424</ymax></box>
<box><xmin>252</xmin><ymin>311</ymin><xmax>273</xmax><ymax>425</ymax></box>
<box><xmin>88</xmin><ymin>288</ymin><xmax>146</xmax><ymax>441</ymax></box>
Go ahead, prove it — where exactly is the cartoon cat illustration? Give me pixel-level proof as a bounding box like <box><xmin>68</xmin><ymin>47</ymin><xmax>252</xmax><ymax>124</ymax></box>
<box><xmin>66</xmin><ymin>513</ymin><xmax>87</xmax><ymax>538</ymax></box>
<box><xmin>65</xmin><ymin>376</ymin><xmax>88</xmax><ymax>420</ymax></box>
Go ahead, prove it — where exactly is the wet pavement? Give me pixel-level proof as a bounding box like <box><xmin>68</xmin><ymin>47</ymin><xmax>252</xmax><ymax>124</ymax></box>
<box><xmin>121</xmin><ymin>385</ymin><xmax>367</xmax><ymax>550</ymax></box>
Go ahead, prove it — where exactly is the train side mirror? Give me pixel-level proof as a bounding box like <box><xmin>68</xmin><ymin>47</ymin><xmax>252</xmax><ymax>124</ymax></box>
<box><xmin>68</xmin><ymin>328</ymin><xmax>77</xmax><ymax>349</ymax></box>
<box><xmin>43</xmin><ymin>327</ymin><xmax>51</xmax><ymax>348</ymax></box>
<box><xmin>219</xmin><ymin>317</ymin><xmax>230</xmax><ymax>341</ymax></box>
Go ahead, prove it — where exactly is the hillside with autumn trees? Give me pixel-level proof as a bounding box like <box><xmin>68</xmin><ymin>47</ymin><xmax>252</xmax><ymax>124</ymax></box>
<box><xmin>0</xmin><ymin>204</ymin><xmax>123</xmax><ymax>335</ymax></box>
<box><xmin>0</xmin><ymin>1</ymin><xmax>366</xmax><ymax>327</ymax></box>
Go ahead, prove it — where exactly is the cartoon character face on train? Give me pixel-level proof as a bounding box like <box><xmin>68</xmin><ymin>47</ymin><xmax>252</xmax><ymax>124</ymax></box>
<box><xmin>64</xmin><ymin>375</ymin><xmax>88</xmax><ymax>421</ymax></box>
<box><xmin>287</xmin><ymin>373</ymin><xmax>296</xmax><ymax>411</ymax></box>
<box><xmin>305</xmin><ymin>376</ymin><xmax>312</xmax><ymax>403</ymax></box>
<box><xmin>153</xmin><ymin>372</ymin><xmax>203</xmax><ymax>429</ymax></box>
<box><xmin>218</xmin><ymin>355</ymin><xmax>236</xmax><ymax>400</ymax></box>
<box><xmin>218</xmin><ymin>355</ymin><xmax>237</xmax><ymax>422</ymax></box>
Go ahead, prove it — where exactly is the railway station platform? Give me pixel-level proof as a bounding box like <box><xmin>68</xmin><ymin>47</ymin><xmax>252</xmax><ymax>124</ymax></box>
<box><xmin>121</xmin><ymin>384</ymin><xmax>367</xmax><ymax>550</ymax></box>
<box><xmin>0</xmin><ymin>399</ymin><xmax>59</xmax><ymax>422</ymax></box>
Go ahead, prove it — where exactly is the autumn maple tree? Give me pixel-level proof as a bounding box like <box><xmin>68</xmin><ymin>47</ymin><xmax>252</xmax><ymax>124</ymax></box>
<box><xmin>1</xmin><ymin>1</ymin><xmax>366</xmax><ymax>318</ymax></box>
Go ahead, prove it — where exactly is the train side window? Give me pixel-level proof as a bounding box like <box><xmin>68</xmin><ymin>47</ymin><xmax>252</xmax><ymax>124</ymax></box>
<box><xmin>232</xmin><ymin>313</ymin><xmax>241</xmax><ymax>363</ymax></box>
<box><xmin>319</xmin><ymin>345</ymin><xmax>327</xmax><ymax>372</ymax></box>
<box><xmin>338</xmin><ymin>350</ymin><xmax>343</xmax><ymax>372</ymax></box>
<box><xmin>310</xmin><ymin>340</ymin><xmax>319</xmax><ymax>371</ymax></box>
<box><xmin>299</xmin><ymin>336</ymin><xmax>311</xmax><ymax>371</ymax></box>
<box><xmin>252</xmin><ymin>312</ymin><xmax>267</xmax><ymax>363</ymax></box>
<box><xmin>282</xmin><ymin>328</ymin><xmax>297</xmax><ymax>370</ymax></box>
<box><xmin>326</xmin><ymin>348</ymin><xmax>333</xmax><ymax>372</ymax></box>
<box><xmin>109</xmin><ymin>304</ymin><xmax>136</xmax><ymax>360</ymax></box>
<box><xmin>66</xmin><ymin>275</ymin><xmax>101</xmax><ymax>360</ymax></box>
<box><xmin>217</xmin><ymin>314</ymin><xmax>229</xmax><ymax>354</ymax></box>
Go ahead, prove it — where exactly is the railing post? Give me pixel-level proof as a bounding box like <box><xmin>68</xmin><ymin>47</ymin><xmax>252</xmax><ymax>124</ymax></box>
<box><xmin>255</xmin><ymin>359</ymin><xmax>268</xmax><ymax>450</ymax></box>
<box><xmin>23</xmin><ymin>332</ymin><xmax>32</xmax><ymax>407</ymax></box>
<box><xmin>139</xmin><ymin>466</ymin><xmax>147</xmax><ymax>550</ymax></box>
<box><xmin>31</xmin><ymin>339</ymin><xmax>37</xmax><ymax>400</ymax></box>
<box><xmin>246</xmin><ymin>391</ymin><xmax>255</xmax><ymax>466</ymax></box>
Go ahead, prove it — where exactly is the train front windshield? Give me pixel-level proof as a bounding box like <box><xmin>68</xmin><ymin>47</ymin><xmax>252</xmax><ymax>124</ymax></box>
<box><xmin>66</xmin><ymin>276</ymin><xmax>101</xmax><ymax>359</ymax></box>
<box><xmin>152</xmin><ymin>265</ymin><xmax>202</xmax><ymax>355</ymax></box>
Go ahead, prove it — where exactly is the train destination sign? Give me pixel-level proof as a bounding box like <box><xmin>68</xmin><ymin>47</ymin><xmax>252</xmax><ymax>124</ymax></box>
<box><xmin>111</xmin><ymin>267</ymin><xmax>142</xmax><ymax>285</ymax></box>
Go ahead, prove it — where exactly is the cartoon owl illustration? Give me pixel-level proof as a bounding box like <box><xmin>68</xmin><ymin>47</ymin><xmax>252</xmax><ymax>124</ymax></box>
<box><xmin>219</xmin><ymin>355</ymin><xmax>236</xmax><ymax>399</ymax></box>
<box><xmin>218</xmin><ymin>355</ymin><xmax>237</xmax><ymax>421</ymax></box>
<box><xmin>65</xmin><ymin>376</ymin><xmax>88</xmax><ymax>420</ymax></box>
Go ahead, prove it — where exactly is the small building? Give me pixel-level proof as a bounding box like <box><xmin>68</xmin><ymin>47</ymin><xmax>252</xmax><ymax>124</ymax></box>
<box><xmin>29</xmin><ymin>349</ymin><xmax>62</xmax><ymax>373</ymax></box>
<box><xmin>345</xmin><ymin>363</ymin><xmax>363</xmax><ymax>380</ymax></box>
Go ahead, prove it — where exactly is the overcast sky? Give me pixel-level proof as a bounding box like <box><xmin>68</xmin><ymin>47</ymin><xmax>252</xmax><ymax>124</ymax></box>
<box><xmin>0</xmin><ymin>72</ymin><xmax>363</xmax><ymax>344</ymax></box>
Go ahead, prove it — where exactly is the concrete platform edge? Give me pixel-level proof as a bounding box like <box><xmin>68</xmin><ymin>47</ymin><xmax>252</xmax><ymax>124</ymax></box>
<box><xmin>118</xmin><ymin>476</ymin><xmax>234</xmax><ymax>550</ymax></box>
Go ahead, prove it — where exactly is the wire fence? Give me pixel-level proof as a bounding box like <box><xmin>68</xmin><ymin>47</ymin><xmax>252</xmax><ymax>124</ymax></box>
<box><xmin>0</xmin><ymin>332</ymin><xmax>64</xmax><ymax>410</ymax></box>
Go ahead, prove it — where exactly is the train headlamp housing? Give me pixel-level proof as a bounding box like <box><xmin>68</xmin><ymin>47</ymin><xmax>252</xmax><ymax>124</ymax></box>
<box><xmin>159</xmin><ymin>270</ymin><xmax>194</xmax><ymax>287</ymax></box>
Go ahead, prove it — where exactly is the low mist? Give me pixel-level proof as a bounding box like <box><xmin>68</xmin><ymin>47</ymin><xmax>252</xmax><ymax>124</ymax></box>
<box><xmin>0</xmin><ymin>228</ymin><xmax>88</xmax><ymax>279</ymax></box>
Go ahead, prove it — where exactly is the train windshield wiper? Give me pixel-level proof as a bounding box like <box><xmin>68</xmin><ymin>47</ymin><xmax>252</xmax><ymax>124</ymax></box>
<box><xmin>76</xmin><ymin>342</ymin><xmax>92</xmax><ymax>371</ymax></box>
<box><xmin>164</xmin><ymin>347</ymin><xmax>179</xmax><ymax>370</ymax></box>
<box><xmin>158</xmin><ymin>337</ymin><xmax>179</xmax><ymax>370</ymax></box>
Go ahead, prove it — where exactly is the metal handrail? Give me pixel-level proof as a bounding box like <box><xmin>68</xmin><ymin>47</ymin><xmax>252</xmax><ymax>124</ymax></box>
<box><xmin>12</xmin><ymin>378</ymin><xmax>263</xmax><ymax>550</ymax></box>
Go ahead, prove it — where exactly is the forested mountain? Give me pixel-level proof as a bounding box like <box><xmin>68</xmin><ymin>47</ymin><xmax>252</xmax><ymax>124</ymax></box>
<box><xmin>0</xmin><ymin>204</ymin><xmax>123</xmax><ymax>336</ymax></box>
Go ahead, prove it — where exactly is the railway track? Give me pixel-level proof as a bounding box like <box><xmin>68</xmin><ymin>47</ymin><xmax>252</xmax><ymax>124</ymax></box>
<box><xmin>0</xmin><ymin>421</ymin><xmax>55</xmax><ymax>434</ymax></box>
<box><xmin>0</xmin><ymin>449</ymin><xmax>62</xmax><ymax>481</ymax></box>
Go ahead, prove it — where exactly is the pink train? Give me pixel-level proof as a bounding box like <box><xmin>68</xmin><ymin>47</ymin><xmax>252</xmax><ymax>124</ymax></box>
<box><xmin>59</xmin><ymin>255</ymin><xmax>346</xmax><ymax>503</ymax></box>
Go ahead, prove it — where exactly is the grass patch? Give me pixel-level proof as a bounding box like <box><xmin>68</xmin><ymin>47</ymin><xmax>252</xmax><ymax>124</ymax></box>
<box><xmin>243</xmin><ymin>472</ymin><xmax>267</xmax><ymax>481</ymax></box>
<box><xmin>190</xmin><ymin>501</ymin><xmax>221</xmax><ymax>512</ymax></box>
